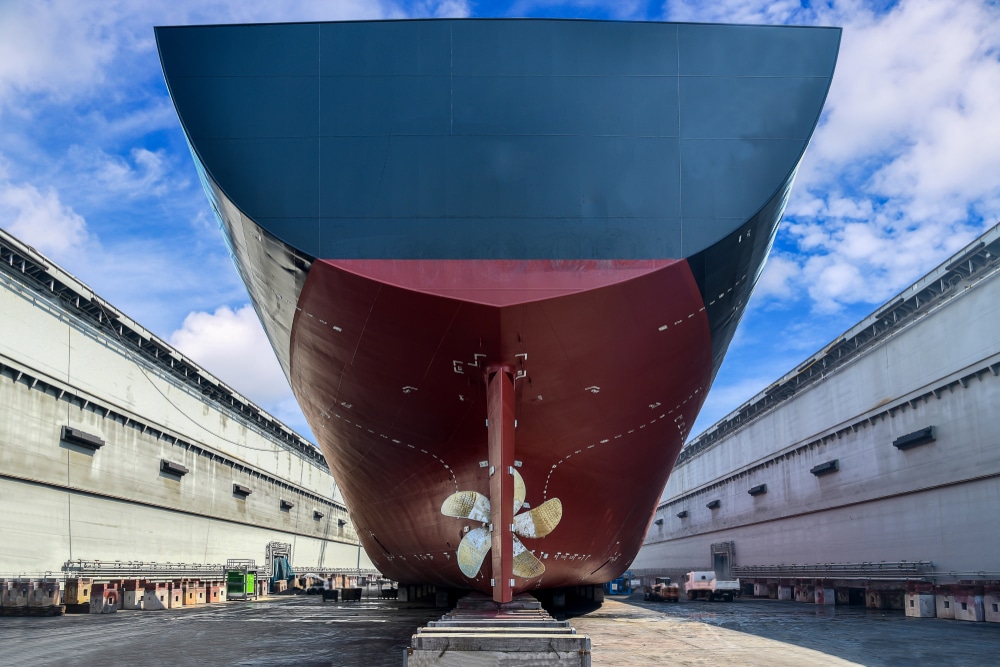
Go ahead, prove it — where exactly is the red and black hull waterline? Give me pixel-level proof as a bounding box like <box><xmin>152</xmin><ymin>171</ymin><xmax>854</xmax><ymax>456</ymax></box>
<box><xmin>157</xmin><ymin>18</ymin><xmax>839</xmax><ymax>601</ymax></box>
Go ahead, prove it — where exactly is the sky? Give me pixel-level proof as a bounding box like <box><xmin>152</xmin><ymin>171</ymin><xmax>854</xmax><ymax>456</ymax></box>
<box><xmin>1</xmin><ymin>0</ymin><xmax>998</xmax><ymax>445</ymax></box>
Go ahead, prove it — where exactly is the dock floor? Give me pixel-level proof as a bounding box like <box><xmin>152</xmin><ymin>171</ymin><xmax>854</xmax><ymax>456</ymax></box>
<box><xmin>1</xmin><ymin>593</ymin><xmax>998</xmax><ymax>665</ymax></box>
<box><xmin>572</xmin><ymin>596</ymin><xmax>1000</xmax><ymax>666</ymax></box>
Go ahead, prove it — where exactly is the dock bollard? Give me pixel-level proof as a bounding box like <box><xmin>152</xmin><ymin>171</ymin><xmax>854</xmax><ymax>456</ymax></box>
<box><xmin>142</xmin><ymin>582</ymin><xmax>170</xmax><ymax>611</ymax></box>
<box><xmin>122</xmin><ymin>579</ymin><xmax>144</xmax><ymax>610</ymax></box>
<box><xmin>0</xmin><ymin>580</ymin><xmax>33</xmax><ymax>615</ymax></box>
<box><xmin>905</xmin><ymin>583</ymin><xmax>936</xmax><ymax>618</ymax></box>
<box><xmin>953</xmin><ymin>586</ymin><xmax>985</xmax><ymax>622</ymax></box>
<box><xmin>168</xmin><ymin>582</ymin><xmax>184</xmax><ymax>609</ymax></box>
<box><xmin>29</xmin><ymin>579</ymin><xmax>61</xmax><ymax>608</ymax></box>
<box><xmin>207</xmin><ymin>582</ymin><xmax>223</xmax><ymax>604</ymax></box>
<box><xmin>0</xmin><ymin>579</ymin><xmax>30</xmax><ymax>616</ymax></box>
<box><xmin>15</xmin><ymin>580</ymin><xmax>35</xmax><ymax>611</ymax></box>
<box><xmin>0</xmin><ymin>579</ymin><xmax>12</xmax><ymax>612</ymax></box>
<box><xmin>89</xmin><ymin>583</ymin><xmax>119</xmax><ymax>614</ymax></box>
<box><xmin>64</xmin><ymin>577</ymin><xmax>93</xmax><ymax>606</ymax></box>
<box><xmin>936</xmin><ymin>587</ymin><xmax>956</xmax><ymax>619</ymax></box>
<box><xmin>183</xmin><ymin>580</ymin><xmax>206</xmax><ymax>606</ymax></box>
<box><xmin>27</xmin><ymin>579</ymin><xmax>64</xmax><ymax>616</ymax></box>
<box><xmin>984</xmin><ymin>585</ymin><xmax>1000</xmax><ymax>623</ymax></box>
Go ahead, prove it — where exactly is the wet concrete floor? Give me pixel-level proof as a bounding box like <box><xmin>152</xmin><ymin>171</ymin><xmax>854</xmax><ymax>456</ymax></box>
<box><xmin>573</xmin><ymin>595</ymin><xmax>1000</xmax><ymax>666</ymax></box>
<box><xmin>1</xmin><ymin>593</ymin><xmax>998</xmax><ymax>666</ymax></box>
<box><xmin>0</xmin><ymin>595</ymin><xmax>440</xmax><ymax>667</ymax></box>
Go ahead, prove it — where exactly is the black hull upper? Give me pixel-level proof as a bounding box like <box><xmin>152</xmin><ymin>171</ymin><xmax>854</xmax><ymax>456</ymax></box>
<box><xmin>157</xmin><ymin>20</ymin><xmax>838</xmax><ymax>260</ymax></box>
<box><xmin>157</xmin><ymin>18</ymin><xmax>839</xmax><ymax>380</ymax></box>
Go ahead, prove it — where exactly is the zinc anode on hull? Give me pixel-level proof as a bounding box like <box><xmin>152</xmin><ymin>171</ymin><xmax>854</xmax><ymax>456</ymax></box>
<box><xmin>156</xmin><ymin>18</ymin><xmax>840</xmax><ymax>597</ymax></box>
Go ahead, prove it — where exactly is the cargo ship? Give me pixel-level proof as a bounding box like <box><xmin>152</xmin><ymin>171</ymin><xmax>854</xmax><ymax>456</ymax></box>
<box><xmin>156</xmin><ymin>19</ymin><xmax>839</xmax><ymax>603</ymax></box>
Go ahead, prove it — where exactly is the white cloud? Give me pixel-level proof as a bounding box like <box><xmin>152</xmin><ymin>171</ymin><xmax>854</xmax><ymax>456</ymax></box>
<box><xmin>67</xmin><ymin>235</ymin><xmax>247</xmax><ymax>334</ymax></box>
<box><xmin>169</xmin><ymin>304</ymin><xmax>292</xmax><ymax>406</ymax></box>
<box><xmin>0</xmin><ymin>163</ymin><xmax>243</xmax><ymax>337</ymax></box>
<box><xmin>0</xmin><ymin>181</ymin><xmax>89</xmax><ymax>257</ymax></box>
<box><xmin>409</xmin><ymin>0</ymin><xmax>472</xmax><ymax>17</ymax></box>
<box><xmin>779</xmin><ymin>210</ymin><xmax>982</xmax><ymax>312</ymax></box>
<box><xmin>803</xmin><ymin>0</ymin><xmax>1000</xmax><ymax>203</ymax></box>
<box><xmin>509</xmin><ymin>0</ymin><xmax>647</xmax><ymax>20</ymax></box>
<box><xmin>0</xmin><ymin>1</ymin><xmax>463</xmax><ymax>112</ymax></box>
<box><xmin>167</xmin><ymin>306</ymin><xmax>316</xmax><ymax>440</ymax></box>
<box><xmin>665</xmin><ymin>0</ymin><xmax>807</xmax><ymax>24</ymax></box>
<box><xmin>666</xmin><ymin>1</ymin><xmax>1000</xmax><ymax>314</ymax></box>
<box><xmin>72</xmin><ymin>146</ymin><xmax>174</xmax><ymax>199</ymax></box>
<box><xmin>268</xmin><ymin>395</ymin><xmax>317</xmax><ymax>441</ymax></box>
<box><xmin>80</xmin><ymin>99</ymin><xmax>182</xmax><ymax>145</ymax></box>
<box><xmin>0</xmin><ymin>1</ymin><xmax>116</xmax><ymax>105</ymax></box>
<box><xmin>802</xmin><ymin>255</ymin><xmax>869</xmax><ymax>313</ymax></box>
<box><xmin>3</xmin><ymin>0</ymin><xmax>996</xmax><ymax>438</ymax></box>
<box><xmin>690</xmin><ymin>372</ymin><xmax>776</xmax><ymax>436</ymax></box>
<box><xmin>753</xmin><ymin>254</ymin><xmax>799</xmax><ymax>300</ymax></box>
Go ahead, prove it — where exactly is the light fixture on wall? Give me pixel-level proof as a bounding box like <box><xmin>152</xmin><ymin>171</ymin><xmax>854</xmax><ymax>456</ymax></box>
<box><xmin>61</xmin><ymin>426</ymin><xmax>105</xmax><ymax>450</ymax></box>
<box><xmin>810</xmin><ymin>460</ymin><xmax>839</xmax><ymax>476</ymax></box>
<box><xmin>160</xmin><ymin>460</ymin><xmax>189</xmax><ymax>477</ymax></box>
<box><xmin>893</xmin><ymin>426</ymin><xmax>936</xmax><ymax>450</ymax></box>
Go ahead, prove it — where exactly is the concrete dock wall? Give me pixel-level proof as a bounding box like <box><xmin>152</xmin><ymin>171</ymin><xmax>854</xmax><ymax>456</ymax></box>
<box><xmin>663</xmin><ymin>267</ymin><xmax>1000</xmax><ymax>502</ymax></box>
<box><xmin>1</xmin><ymin>273</ymin><xmax>334</xmax><ymax>500</ymax></box>
<box><xmin>635</xmin><ymin>225</ymin><xmax>1000</xmax><ymax>589</ymax></box>
<box><xmin>0</xmin><ymin>229</ymin><xmax>372</xmax><ymax>575</ymax></box>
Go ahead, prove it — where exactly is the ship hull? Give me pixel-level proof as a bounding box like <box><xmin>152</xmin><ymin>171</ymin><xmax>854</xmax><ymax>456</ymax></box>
<box><xmin>290</xmin><ymin>258</ymin><xmax>710</xmax><ymax>591</ymax></box>
<box><xmin>156</xmin><ymin>18</ymin><xmax>840</xmax><ymax>596</ymax></box>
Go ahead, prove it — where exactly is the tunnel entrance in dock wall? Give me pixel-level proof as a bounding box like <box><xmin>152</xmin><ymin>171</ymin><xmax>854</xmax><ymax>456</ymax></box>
<box><xmin>711</xmin><ymin>541</ymin><xmax>734</xmax><ymax>581</ymax></box>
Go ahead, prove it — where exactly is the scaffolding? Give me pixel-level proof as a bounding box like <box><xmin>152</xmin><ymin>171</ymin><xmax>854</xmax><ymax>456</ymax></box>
<box><xmin>731</xmin><ymin>560</ymin><xmax>934</xmax><ymax>580</ymax></box>
<box><xmin>62</xmin><ymin>559</ymin><xmax>227</xmax><ymax>582</ymax></box>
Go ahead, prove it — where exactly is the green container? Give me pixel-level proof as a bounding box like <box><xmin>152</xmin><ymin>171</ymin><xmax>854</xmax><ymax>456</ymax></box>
<box><xmin>226</xmin><ymin>570</ymin><xmax>255</xmax><ymax>596</ymax></box>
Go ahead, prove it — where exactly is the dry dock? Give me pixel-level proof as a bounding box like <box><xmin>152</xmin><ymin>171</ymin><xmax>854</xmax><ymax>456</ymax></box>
<box><xmin>635</xmin><ymin>223</ymin><xmax>1000</xmax><ymax>611</ymax></box>
<box><xmin>3</xmin><ymin>594</ymin><xmax>1000</xmax><ymax>666</ymax></box>
<box><xmin>0</xmin><ymin>226</ymin><xmax>370</xmax><ymax>576</ymax></box>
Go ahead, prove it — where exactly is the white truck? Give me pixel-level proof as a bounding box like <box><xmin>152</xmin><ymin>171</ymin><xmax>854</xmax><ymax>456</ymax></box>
<box><xmin>683</xmin><ymin>571</ymin><xmax>740</xmax><ymax>601</ymax></box>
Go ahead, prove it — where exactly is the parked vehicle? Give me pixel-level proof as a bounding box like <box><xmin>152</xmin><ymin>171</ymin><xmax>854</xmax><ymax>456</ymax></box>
<box><xmin>684</xmin><ymin>571</ymin><xmax>740</xmax><ymax>601</ymax></box>
<box><xmin>604</xmin><ymin>570</ymin><xmax>633</xmax><ymax>596</ymax></box>
<box><xmin>644</xmin><ymin>576</ymin><xmax>680</xmax><ymax>602</ymax></box>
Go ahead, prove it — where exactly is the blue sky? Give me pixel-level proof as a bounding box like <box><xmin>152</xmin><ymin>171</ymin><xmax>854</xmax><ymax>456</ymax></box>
<box><xmin>1</xmin><ymin>0</ymin><xmax>998</xmax><ymax>444</ymax></box>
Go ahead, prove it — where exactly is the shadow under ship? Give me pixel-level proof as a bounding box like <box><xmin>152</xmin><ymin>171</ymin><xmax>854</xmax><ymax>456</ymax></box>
<box><xmin>156</xmin><ymin>18</ymin><xmax>840</xmax><ymax>602</ymax></box>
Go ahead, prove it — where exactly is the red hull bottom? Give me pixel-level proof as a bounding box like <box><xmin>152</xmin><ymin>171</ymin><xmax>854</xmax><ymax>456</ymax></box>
<box><xmin>289</xmin><ymin>259</ymin><xmax>711</xmax><ymax>595</ymax></box>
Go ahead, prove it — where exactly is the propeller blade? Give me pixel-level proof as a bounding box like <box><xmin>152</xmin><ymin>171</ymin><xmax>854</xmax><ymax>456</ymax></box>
<box><xmin>456</xmin><ymin>526</ymin><xmax>492</xmax><ymax>578</ymax></box>
<box><xmin>513</xmin><ymin>497</ymin><xmax>562</xmax><ymax>539</ymax></box>
<box><xmin>512</xmin><ymin>535</ymin><xmax>545</xmax><ymax>579</ymax></box>
<box><xmin>513</xmin><ymin>468</ymin><xmax>526</xmax><ymax>513</ymax></box>
<box><xmin>441</xmin><ymin>490</ymin><xmax>491</xmax><ymax>523</ymax></box>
